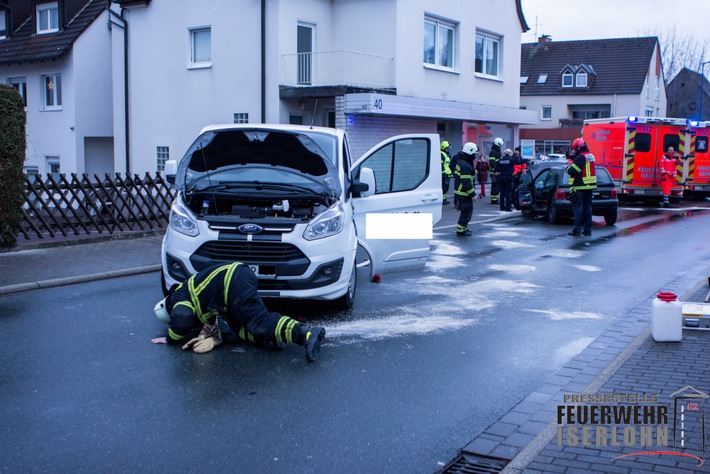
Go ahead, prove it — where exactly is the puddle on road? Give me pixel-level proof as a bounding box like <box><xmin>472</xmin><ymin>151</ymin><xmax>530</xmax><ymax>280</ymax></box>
<box><xmin>488</xmin><ymin>264</ymin><xmax>537</xmax><ymax>273</ymax></box>
<box><xmin>325</xmin><ymin>313</ymin><xmax>481</xmax><ymax>342</ymax></box>
<box><xmin>574</xmin><ymin>264</ymin><xmax>602</xmax><ymax>272</ymax></box>
<box><xmin>554</xmin><ymin>337</ymin><xmax>596</xmax><ymax>364</ymax></box>
<box><xmin>526</xmin><ymin>308</ymin><xmax>605</xmax><ymax>321</ymax></box>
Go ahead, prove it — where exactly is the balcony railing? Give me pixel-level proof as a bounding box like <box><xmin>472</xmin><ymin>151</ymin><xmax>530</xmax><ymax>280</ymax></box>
<box><xmin>280</xmin><ymin>50</ymin><xmax>395</xmax><ymax>90</ymax></box>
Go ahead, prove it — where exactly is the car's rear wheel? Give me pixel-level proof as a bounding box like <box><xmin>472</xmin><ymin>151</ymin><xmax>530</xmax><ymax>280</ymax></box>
<box><xmin>335</xmin><ymin>263</ymin><xmax>356</xmax><ymax>310</ymax></box>
<box><xmin>604</xmin><ymin>210</ymin><xmax>618</xmax><ymax>226</ymax></box>
<box><xmin>547</xmin><ymin>204</ymin><xmax>560</xmax><ymax>224</ymax></box>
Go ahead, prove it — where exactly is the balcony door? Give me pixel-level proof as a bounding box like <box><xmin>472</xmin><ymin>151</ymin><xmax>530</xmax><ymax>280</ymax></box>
<box><xmin>297</xmin><ymin>23</ymin><xmax>314</xmax><ymax>85</ymax></box>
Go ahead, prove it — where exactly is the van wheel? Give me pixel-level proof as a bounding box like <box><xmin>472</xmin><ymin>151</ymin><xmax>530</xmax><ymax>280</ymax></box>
<box><xmin>547</xmin><ymin>204</ymin><xmax>560</xmax><ymax>224</ymax></box>
<box><xmin>604</xmin><ymin>211</ymin><xmax>618</xmax><ymax>226</ymax></box>
<box><xmin>335</xmin><ymin>264</ymin><xmax>357</xmax><ymax>310</ymax></box>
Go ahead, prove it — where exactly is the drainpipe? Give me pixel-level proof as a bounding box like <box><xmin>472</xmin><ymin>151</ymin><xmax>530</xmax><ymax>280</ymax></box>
<box><xmin>261</xmin><ymin>0</ymin><xmax>266</xmax><ymax>123</ymax></box>
<box><xmin>107</xmin><ymin>5</ymin><xmax>130</xmax><ymax>175</ymax></box>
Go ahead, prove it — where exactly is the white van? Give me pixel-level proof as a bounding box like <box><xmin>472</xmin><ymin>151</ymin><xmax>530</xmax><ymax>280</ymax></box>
<box><xmin>161</xmin><ymin>124</ymin><xmax>441</xmax><ymax>309</ymax></box>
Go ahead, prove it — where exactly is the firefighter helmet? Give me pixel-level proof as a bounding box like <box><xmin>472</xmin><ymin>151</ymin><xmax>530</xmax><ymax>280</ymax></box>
<box><xmin>154</xmin><ymin>298</ymin><xmax>170</xmax><ymax>324</ymax></box>
<box><xmin>462</xmin><ymin>142</ymin><xmax>478</xmax><ymax>155</ymax></box>
<box><xmin>494</xmin><ymin>137</ymin><xmax>504</xmax><ymax>147</ymax></box>
<box><xmin>571</xmin><ymin>137</ymin><xmax>585</xmax><ymax>151</ymax></box>
<box><xmin>440</xmin><ymin>140</ymin><xmax>450</xmax><ymax>151</ymax></box>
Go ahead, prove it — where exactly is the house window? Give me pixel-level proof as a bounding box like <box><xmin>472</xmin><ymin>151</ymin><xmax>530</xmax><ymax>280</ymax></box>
<box><xmin>0</xmin><ymin>10</ymin><xmax>7</xmax><ymax>39</ymax></box>
<box><xmin>655</xmin><ymin>76</ymin><xmax>661</xmax><ymax>100</ymax></box>
<box><xmin>41</xmin><ymin>73</ymin><xmax>62</xmax><ymax>110</ymax></box>
<box><xmin>424</xmin><ymin>17</ymin><xmax>456</xmax><ymax>69</ymax></box>
<box><xmin>520</xmin><ymin>76</ymin><xmax>529</xmax><ymax>84</ymax></box>
<box><xmin>537</xmin><ymin>74</ymin><xmax>548</xmax><ymax>84</ymax></box>
<box><xmin>189</xmin><ymin>27</ymin><xmax>211</xmax><ymax>67</ymax></box>
<box><xmin>46</xmin><ymin>156</ymin><xmax>60</xmax><ymax>178</ymax></box>
<box><xmin>646</xmin><ymin>75</ymin><xmax>650</xmax><ymax>99</ymax></box>
<box><xmin>297</xmin><ymin>23</ymin><xmax>314</xmax><ymax>84</ymax></box>
<box><xmin>37</xmin><ymin>2</ymin><xmax>59</xmax><ymax>34</ymax></box>
<box><xmin>542</xmin><ymin>105</ymin><xmax>552</xmax><ymax>120</ymax></box>
<box><xmin>8</xmin><ymin>77</ymin><xmax>27</xmax><ymax>107</ymax></box>
<box><xmin>645</xmin><ymin>107</ymin><xmax>654</xmax><ymax>117</ymax></box>
<box><xmin>475</xmin><ymin>32</ymin><xmax>500</xmax><ymax>77</ymax></box>
<box><xmin>233</xmin><ymin>113</ymin><xmax>249</xmax><ymax>124</ymax></box>
<box><xmin>562</xmin><ymin>71</ymin><xmax>573</xmax><ymax>87</ymax></box>
<box><xmin>156</xmin><ymin>146</ymin><xmax>169</xmax><ymax>172</ymax></box>
<box><xmin>576</xmin><ymin>71</ymin><xmax>587</xmax><ymax>87</ymax></box>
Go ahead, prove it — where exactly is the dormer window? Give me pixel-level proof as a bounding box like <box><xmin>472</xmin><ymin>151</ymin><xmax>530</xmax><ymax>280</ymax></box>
<box><xmin>576</xmin><ymin>71</ymin><xmax>587</xmax><ymax>87</ymax></box>
<box><xmin>562</xmin><ymin>70</ymin><xmax>573</xmax><ymax>87</ymax></box>
<box><xmin>37</xmin><ymin>2</ymin><xmax>59</xmax><ymax>34</ymax></box>
<box><xmin>0</xmin><ymin>10</ymin><xmax>7</xmax><ymax>39</ymax></box>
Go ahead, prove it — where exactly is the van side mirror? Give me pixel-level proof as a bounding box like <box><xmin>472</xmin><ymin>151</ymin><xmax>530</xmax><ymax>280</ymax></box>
<box><xmin>164</xmin><ymin>160</ymin><xmax>178</xmax><ymax>186</ymax></box>
<box><xmin>353</xmin><ymin>167</ymin><xmax>375</xmax><ymax>198</ymax></box>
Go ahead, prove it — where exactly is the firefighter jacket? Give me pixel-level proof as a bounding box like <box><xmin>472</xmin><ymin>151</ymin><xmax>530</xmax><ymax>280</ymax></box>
<box><xmin>441</xmin><ymin>151</ymin><xmax>452</xmax><ymax>177</ymax></box>
<box><xmin>567</xmin><ymin>148</ymin><xmax>597</xmax><ymax>191</ymax></box>
<box><xmin>454</xmin><ymin>154</ymin><xmax>476</xmax><ymax>197</ymax></box>
<box><xmin>496</xmin><ymin>153</ymin><xmax>524</xmax><ymax>179</ymax></box>
<box><xmin>488</xmin><ymin>145</ymin><xmax>502</xmax><ymax>176</ymax></box>
<box><xmin>165</xmin><ymin>262</ymin><xmax>245</xmax><ymax>344</ymax></box>
<box><xmin>659</xmin><ymin>153</ymin><xmax>681</xmax><ymax>177</ymax></box>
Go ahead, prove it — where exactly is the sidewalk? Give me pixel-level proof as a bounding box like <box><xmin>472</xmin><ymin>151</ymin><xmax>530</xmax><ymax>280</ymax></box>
<box><xmin>3</xmin><ymin>202</ymin><xmax>710</xmax><ymax>473</ymax></box>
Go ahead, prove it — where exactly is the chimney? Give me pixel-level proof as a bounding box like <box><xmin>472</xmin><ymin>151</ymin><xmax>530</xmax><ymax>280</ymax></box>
<box><xmin>538</xmin><ymin>35</ymin><xmax>552</xmax><ymax>43</ymax></box>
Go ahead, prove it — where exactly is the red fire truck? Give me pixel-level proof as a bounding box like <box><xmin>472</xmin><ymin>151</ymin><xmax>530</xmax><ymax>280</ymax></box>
<box><xmin>583</xmin><ymin>116</ymin><xmax>687</xmax><ymax>203</ymax></box>
<box><xmin>684</xmin><ymin>121</ymin><xmax>710</xmax><ymax>198</ymax></box>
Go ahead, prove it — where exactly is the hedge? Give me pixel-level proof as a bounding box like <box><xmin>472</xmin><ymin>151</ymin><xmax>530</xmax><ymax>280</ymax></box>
<box><xmin>0</xmin><ymin>84</ymin><xmax>27</xmax><ymax>248</ymax></box>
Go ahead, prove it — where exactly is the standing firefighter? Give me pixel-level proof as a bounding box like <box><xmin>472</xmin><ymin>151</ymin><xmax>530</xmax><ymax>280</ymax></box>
<box><xmin>488</xmin><ymin>137</ymin><xmax>504</xmax><ymax>204</ymax></box>
<box><xmin>441</xmin><ymin>140</ymin><xmax>453</xmax><ymax>205</ymax></box>
<box><xmin>659</xmin><ymin>145</ymin><xmax>682</xmax><ymax>207</ymax></box>
<box><xmin>152</xmin><ymin>262</ymin><xmax>326</xmax><ymax>363</ymax></box>
<box><xmin>454</xmin><ymin>142</ymin><xmax>478</xmax><ymax>236</ymax></box>
<box><xmin>566</xmin><ymin>137</ymin><xmax>597</xmax><ymax>236</ymax></box>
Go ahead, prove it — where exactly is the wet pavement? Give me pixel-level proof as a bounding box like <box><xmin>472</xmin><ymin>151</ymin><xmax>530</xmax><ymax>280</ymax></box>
<box><xmin>2</xmin><ymin>200</ymin><xmax>710</xmax><ymax>473</ymax></box>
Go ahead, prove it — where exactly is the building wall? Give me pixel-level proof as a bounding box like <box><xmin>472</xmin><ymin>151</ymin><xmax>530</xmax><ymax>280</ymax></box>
<box><xmin>122</xmin><ymin>1</ymin><xmax>264</xmax><ymax>174</ymax></box>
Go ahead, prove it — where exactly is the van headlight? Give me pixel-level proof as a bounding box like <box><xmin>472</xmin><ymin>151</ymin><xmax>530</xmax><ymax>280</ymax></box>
<box><xmin>169</xmin><ymin>201</ymin><xmax>199</xmax><ymax>237</ymax></box>
<box><xmin>303</xmin><ymin>203</ymin><xmax>344</xmax><ymax>240</ymax></box>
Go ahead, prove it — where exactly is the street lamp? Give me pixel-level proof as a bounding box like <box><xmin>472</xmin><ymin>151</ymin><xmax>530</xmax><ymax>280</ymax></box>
<box><xmin>700</xmin><ymin>61</ymin><xmax>710</xmax><ymax>121</ymax></box>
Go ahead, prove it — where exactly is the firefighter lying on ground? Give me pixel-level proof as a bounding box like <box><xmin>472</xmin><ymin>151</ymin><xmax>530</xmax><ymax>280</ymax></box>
<box><xmin>151</xmin><ymin>262</ymin><xmax>326</xmax><ymax>363</ymax></box>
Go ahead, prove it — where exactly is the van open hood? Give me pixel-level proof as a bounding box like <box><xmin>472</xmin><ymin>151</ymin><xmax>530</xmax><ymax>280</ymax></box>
<box><xmin>173</xmin><ymin>127</ymin><xmax>339</xmax><ymax>194</ymax></box>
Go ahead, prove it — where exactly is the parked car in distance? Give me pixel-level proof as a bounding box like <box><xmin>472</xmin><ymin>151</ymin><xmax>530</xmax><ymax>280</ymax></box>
<box><xmin>547</xmin><ymin>153</ymin><xmax>567</xmax><ymax>162</ymax></box>
<box><xmin>513</xmin><ymin>162</ymin><xmax>619</xmax><ymax>225</ymax></box>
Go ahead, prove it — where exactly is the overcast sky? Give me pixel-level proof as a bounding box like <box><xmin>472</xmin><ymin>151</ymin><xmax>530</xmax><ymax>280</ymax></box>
<box><xmin>520</xmin><ymin>0</ymin><xmax>710</xmax><ymax>49</ymax></box>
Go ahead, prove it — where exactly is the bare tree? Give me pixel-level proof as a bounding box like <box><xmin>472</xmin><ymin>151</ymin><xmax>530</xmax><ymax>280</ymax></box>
<box><xmin>645</xmin><ymin>26</ymin><xmax>710</xmax><ymax>84</ymax></box>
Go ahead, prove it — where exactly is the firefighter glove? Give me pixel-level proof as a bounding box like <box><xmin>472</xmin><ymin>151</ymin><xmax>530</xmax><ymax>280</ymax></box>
<box><xmin>192</xmin><ymin>336</ymin><xmax>222</xmax><ymax>354</ymax></box>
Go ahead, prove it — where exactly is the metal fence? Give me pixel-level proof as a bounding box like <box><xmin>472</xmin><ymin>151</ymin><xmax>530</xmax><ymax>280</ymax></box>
<box><xmin>14</xmin><ymin>172</ymin><xmax>176</xmax><ymax>242</ymax></box>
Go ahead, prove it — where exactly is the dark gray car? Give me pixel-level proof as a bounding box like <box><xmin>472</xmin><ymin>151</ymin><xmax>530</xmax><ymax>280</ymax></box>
<box><xmin>514</xmin><ymin>162</ymin><xmax>619</xmax><ymax>225</ymax></box>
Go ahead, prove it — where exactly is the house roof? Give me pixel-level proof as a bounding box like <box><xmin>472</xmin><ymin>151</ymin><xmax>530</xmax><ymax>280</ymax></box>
<box><xmin>0</xmin><ymin>0</ymin><xmax>109</xmax><ymax>66</ymax></box>
<box><xmin>520</xmin><ymin>37</ymin><xmax>659</xmax><ymax>96</ymax></box>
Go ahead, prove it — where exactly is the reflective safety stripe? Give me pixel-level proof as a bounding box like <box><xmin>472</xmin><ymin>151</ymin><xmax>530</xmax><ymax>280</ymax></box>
<box><xmin>239</xmin><ymin>327</ymin><xmax>256</xmax><ymax>343</ymax></box>
<box><xmin>168</xmin><ymin>328</ymin><xmax>185</xmax><ymax>341</ymax></box>
<box><xmin>222</xmin><ymin>262</ymin><xmax>242</xmax><ymax>306</ymax></box>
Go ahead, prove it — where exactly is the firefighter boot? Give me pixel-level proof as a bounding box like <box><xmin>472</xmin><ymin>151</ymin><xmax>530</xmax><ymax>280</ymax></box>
<box><xmin>275</xmin><ymin>316</ymin><xmax>326</xmax><ymax>362</ymax></box>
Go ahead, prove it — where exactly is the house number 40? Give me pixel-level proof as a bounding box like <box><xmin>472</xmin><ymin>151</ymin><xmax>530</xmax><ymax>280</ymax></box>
<box><xmin>373</xmin><ymin>99</ymin><xmax>383</xmax><ymax>109</ymax></box>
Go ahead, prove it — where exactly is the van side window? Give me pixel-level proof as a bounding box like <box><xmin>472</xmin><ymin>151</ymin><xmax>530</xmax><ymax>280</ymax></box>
<box><xmin>356</xmin><ymin>138</ymin><xmax>429</xmax><ymax>194</ymax></box>
<box><xmin>662</xmin><ymin>135</ymin><xmax>680</xmax><ymax>154</ymax></box>
<box><xmin>634</xmin><ymin>133</ymin><xmax>651</xmax><ymax>153</ymax></box>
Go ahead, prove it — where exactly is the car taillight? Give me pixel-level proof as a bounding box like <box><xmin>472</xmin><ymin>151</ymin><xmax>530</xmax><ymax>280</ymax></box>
<box><xmin>610</xmin><ymin>188</ymin><xmax>618</xmax><ymax>198</ymax></box>
<box><xmin>556</xmin><ymin>189</ymin><xmax>569</xmax><ymax>200</ymax></box>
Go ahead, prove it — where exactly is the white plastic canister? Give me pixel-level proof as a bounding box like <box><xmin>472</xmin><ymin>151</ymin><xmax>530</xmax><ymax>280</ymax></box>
<box><xmin>652</xmin><ymin>291</ymin><xmax>682</xmax><ymax>342</ymax></box>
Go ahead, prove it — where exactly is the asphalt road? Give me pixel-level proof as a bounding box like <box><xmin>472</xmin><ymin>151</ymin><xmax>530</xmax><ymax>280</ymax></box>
<box><xmin>1</xmin><ymin>202</ymin><xmax>709</xmax><ymax>473</ymax></box>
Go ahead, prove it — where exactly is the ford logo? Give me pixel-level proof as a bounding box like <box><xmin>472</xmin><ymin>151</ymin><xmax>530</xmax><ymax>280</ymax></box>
<box><xmin>238</xmin><ymin>223</ymin><xmax>263</xmax><ymax>234</ymax></box>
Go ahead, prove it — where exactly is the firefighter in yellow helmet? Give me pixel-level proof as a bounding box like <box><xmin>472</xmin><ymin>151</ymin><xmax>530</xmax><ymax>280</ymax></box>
<box><xmin>152</xmin><ymin>262</ymin><xmax>326</xmax><ymax>363</ymax></box>
<box><xmin>441</xmin><ymin>140</ymin><xmax>453</xmax><ymax>205</ymax></box>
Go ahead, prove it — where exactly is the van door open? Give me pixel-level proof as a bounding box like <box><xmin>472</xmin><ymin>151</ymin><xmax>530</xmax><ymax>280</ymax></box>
<box><xmin>351</xmin><ymin>134</ymin><xmax>442</xmax><ymax>277</ymax></box>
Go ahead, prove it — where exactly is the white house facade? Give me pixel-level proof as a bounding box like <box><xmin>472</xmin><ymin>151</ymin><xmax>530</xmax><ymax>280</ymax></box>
<box><xmin>0</xmin><ymin>0</ymin><xmax>114</xmax><ymax>177</ymax></box>
<box><xmin>112</xmin><ymin>0</ymin><xmax>537</xmax><ymax>174</ymax></box>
